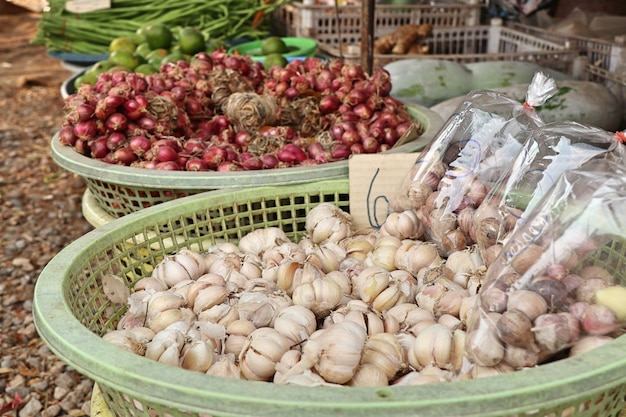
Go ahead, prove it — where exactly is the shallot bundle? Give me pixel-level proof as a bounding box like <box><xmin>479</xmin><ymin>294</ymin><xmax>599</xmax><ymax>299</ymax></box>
<box><xmin>59</xmin><ymin>52</ymin><xmax>419</xmax><ymax>172</ymax></box>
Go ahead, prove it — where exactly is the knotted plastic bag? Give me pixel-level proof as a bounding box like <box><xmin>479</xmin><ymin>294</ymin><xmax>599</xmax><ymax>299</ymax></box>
<box><xmin>392</xmin><ymin>72</ymin><xmax>557</xmax><ymax>257</ymax></box>
<box><xmin>464</xmin><ymin>158</ymin><xmax>626</xmax><ymax>375</ymax></box>
<box><xmin>472</xmin><ymin>121</ymin><xmax>626</xmax><ymax>265</ymax></box>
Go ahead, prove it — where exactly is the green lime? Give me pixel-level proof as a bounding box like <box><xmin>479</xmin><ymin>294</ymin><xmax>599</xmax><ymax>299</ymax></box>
<box><xmin>177</xmin><ymin>27</ymin><xmax>206</xmax><ymax>55</ymax></box>
<box><xmin>75</xmin><ymin>70</ymin><xmax>97</xmax><ymax>87</ymax></box>
<box><xmin>205</xmin><ymin>38</ymin><xmax>226</xmax><ymax>53</ymax></box>
<box><xmin>263</xmin><ymin>53</ymin><xmax>287</xmax><ymax>70</ymax></box>
<box><xmin>109</xmin><ymin>37</ymin><xmax>137</xmax><ymax>53</ymax></box>
<box><xmin>91</xmin><ymin>60</ymin><xmax>116</xmax><ymax>74</ymax></box>
<box><xmin>147</xmin><ymin>56</ymin><xmax>164</xmax><ymax>70</ymax></box>
<box><xmin>134</xmin><ymin>63</ymin><xmax>158</xmax><ymax>75</ymax></box>
<box><xmin>261</xmin><ymin>37</ymin><xmax>288</xmax><ymax>55</ymax></box>
<box><xmin>134</xmin><ymin>42</ymin><xmax>152</xmax><ymax>58</ymax></box>
<box><xmin>107</xmin><ymin>65</ymin><xmax>132</xmax><ymax>73</ymax></box>
<box><xmin>161</xmin><ymin>51</ymin><xmax>187</xmax><ymax>64</ymax></box>
<box><xmin>146</xmin><ymin>48</ymin><xmax>168</xmax><ymax>60</ymax></box>
<box><xmin>108</xmin><ymin>49</ymin><xmax>140</xmax><ymax>70</ymax></box>
<box><xmin>144</xmin><ymin>23</ymin><xmax>174</xmax><ymax>50</ymax></box>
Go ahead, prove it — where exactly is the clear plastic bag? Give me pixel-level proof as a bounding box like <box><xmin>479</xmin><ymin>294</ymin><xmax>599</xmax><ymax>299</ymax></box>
<box><xmin>392</xmin><ymin>73</ymin><xmax>557</xmax><ymax>257</ymax></box>
<box><xmin>472</xmin><ymin>121</ymin><xmax>626</xmax><ymax>265</ymax></box>
<box><xmin>464</xmin><ymin>158</ymin><xmax>626</xmax><ymax>374</ymax></box>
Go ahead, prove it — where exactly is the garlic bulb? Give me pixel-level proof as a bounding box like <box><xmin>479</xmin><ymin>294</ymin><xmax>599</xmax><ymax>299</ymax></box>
<box><xmin>305</xmin><ymin>202</ymin><xmax>353</xmax><ymax>244</ymax></box>
<box><xmin>207</xmin><ymin>354</ymin><xmax>241</xmax><ymax>379</ymax></box>
<box><xmin>224</xmin><ymin>319</ymin><xmax>256</xmax><ymax>357</ymax></box>
<box><xmin>409</xmin><ymin>323</ymin><xmax>454</xmax><ymax>370</ymax></box>
<box><xmin>311</xmin><ymin>321</ymin><xmax>367</xmax><ymax>384</ymax></box>
<box><xmin>152</xmin><ymin>251</ymin><xmax>207</xmax><ymax>287</ymax></box>
<box><xmin>292</xmin><ymin>276</ymin><xmax>343</xmax><ymax>318</ymax></box>
<box><xmin>348</xmin><ymin>363</ymin><xmax>389</xmax><ymax>387</ymax></box>
<box><xmin>361</xmin><ymin>332</ymin><xmax>407</xmax><ymax>379</ymax></box>
<box><xmin>273</xmin><ymin>305</ymin><xmax>317</xmax><ymax>345</ymax></box>
<box><xmin>379</xmin><ymin>209</ymin><xmax>424</xmax><ymax>241</ymax></box>
<box><xmin>238</xmin><ymin>227</ymin><xmax>290</xmax><ymax>257</ymax></box>
<box><xmin>395</xmin><ymin>240</ymin><xmax>441</xmax><ymax>275</ymax></box>
<box><xmin>181</xmin><ymin>339</ymin><xmax>215</xmax><ymax>372</ymax></box>
<box><xmin>239</xmin><ymin>327</ymin><xmax>292</xmax><ymax>381</ymax></box>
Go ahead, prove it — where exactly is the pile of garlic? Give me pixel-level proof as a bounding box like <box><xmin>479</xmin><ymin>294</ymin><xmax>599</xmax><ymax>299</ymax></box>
<box><xmin>101</xmin><ymin>203</ymin><xmax>620</xmax><ymax>386</ymax></box>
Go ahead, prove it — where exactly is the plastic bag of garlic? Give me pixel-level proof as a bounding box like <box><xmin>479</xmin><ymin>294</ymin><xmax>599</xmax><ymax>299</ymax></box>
<box><xmin>392</xmin><ymin>72</ymin><xmax>558</xmax><ymax>257</ymax></box>
<box><xmin>473</xmin><ymin>121</ymin><xmax>626</xmax><ymax>265</ymax></box>
<box><xmin>465</xmin><ymin>158</ymin><xmax>626</xmax><ymax>374</ymax></box>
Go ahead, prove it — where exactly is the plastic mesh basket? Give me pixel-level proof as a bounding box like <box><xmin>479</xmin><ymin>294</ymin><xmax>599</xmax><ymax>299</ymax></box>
<box><xmin>52</xmin><ymin>103</ymin><xmax>443</xmax><ymax>219</ymax></box>
<box><xmin>319</xmin><ymin>19</ymin><xmax>580</xmax><ymax>70</ymax></box>
<box><xmin>34</xmin><ymin>179</ymin><xmax>626</xmax><ymax>417</ymax></box>
<box><xmin>274</xmin><ymin>0</ymin><xmax>484</xmax><ymax>48</ymax></box>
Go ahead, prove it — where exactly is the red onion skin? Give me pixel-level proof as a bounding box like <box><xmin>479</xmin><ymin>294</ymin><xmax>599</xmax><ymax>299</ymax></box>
<box><xmin>90</xmin><ymin>138</ymin><xmax>109</xmax><ymax>159</ymax></box>
<box><xmin>234</xmin><ymin>131</ymin><xmax>253</xmax><ymax>150</ymax></box>
<box><xmin>155</xmin><ymin>161</ymin><xmax>181</xmax><ymax>170</ymax></box>
<box><xmin>105</xmin><ymin>112</ymin><xmax>128</xmax><ymax>132</ymax></box>
<box><xmin>241</xmin><ymin>156</ymin><xmax>263</xmax><ymax>170</ymax></box>
<box><xmin>361</xmin><ymin>136</ymin><xmax>380</xmax><ymax>154</ymax></box>
<box><xmin>319</xmin><ymin>94</ymin><xmax>341</xmax><ymax>114</ymax></box>
<box><xmin>129</xmin><ymin>136</ymin><xmax>151</xmax><ymax>156</ymax></box>
<box><xmin>202</xmin><ymin>146</ymin><xmax>227</xmax><ymax>169</ymax></box>
<box><xmin>59</xmin><ymin>125</ymin><xmax>77</xmax><ymax>146</ymax></box>
<box><xmin>73</xmin><ymin>120</ymin><xmax>97</xmax><ymax>140</ymax></box>
<box><xmin>277</xmin><ymin>144</ymin><xmax>308</xmax><ymax>164</ymax></box>
<box><xmin>341</xmin><ymin>130</ymin><xmax>361</xmax><ymax>147</ymax></box>
<box><xmin>106</xmin><ymin>132</ymin><xmax>127</xmax><ymax>150</ymax></box>
<box><xmin>331</xmin><ymin>144</ymin><xmax>351</xmax><ymax>160</ymax></box>
<box><xmin>186</xmin><ymin>158</ymin><xmax>210</xmax><ymax>171</ymax></box>
<box><xmin>216</xmin><ymin>161</ymin><xmax>242</xmax><ymax>172</ymax></box>
<box><xmin>155</xmin><ymin>145</ymin><xmax>179</xmax><ymax>163</ymax></box>
<box><xmin>112</xmin><ymin>147</ymin><xmax>137</xmax><ymax>165</ymax></box>
<box><xmin>260</xmin><ymin>154</ymin><xmax>279</xmax><ymax>169</ymax></box>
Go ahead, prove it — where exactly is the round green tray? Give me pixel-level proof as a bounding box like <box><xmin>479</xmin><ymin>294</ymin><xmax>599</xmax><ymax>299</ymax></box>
<box><xmin>51</xmin><ymin>103</ymin><xmax>443</xmax><ymax>219</ymax></box>
<box><xmin>34</xmin><ymin>179</ymin><xmax>626</xmax><ymax>417</ymax></box>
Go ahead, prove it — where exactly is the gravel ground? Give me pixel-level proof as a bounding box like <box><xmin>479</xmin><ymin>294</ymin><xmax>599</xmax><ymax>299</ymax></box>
<box><xmin>1</xmin><ymin>9</ymin><xmax>95</xmax><ymax>417</ymax></box>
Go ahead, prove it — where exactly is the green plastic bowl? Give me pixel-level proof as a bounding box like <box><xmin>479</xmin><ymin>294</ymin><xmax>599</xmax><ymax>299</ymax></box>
<box><xmin>228</xmin><ymin>37</ymin><xmax>318</xmax><ymax>61</ymax></box>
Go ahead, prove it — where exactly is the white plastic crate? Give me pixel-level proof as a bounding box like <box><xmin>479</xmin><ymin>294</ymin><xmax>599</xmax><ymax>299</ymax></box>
<box><xmin>273</xmin><ymin>0</ymin><xmax>484</xmax><ymax>47</ymax></box>
<box><xmin>507</xmin><ymin>22</ymin><xmax>626</xmax><ymax>74</ymax></box>
<box><xmin>318</xmin><ymin>18</ymin><xmax>579</xmax><ymax>73</ymax></box>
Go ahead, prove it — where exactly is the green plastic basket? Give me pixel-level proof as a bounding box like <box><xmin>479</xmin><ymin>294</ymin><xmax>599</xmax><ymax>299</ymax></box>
<box><xmin>34</xmin><ymin>179</ymin><xmax>626</xmax><ymax>417</ymax></box>
<box><xmin>51</xmin><ymin>103</ymin><xmax>443</xmax><ymax>219</ymax></box>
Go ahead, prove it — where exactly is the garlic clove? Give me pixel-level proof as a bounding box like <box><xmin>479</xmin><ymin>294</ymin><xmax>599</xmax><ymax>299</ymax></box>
<box><xmin>361</xmin><ymin>332</ymin><xmax>406</xmax><ymax>379</ymax></box>
<box><xmin>181</xmin><ymin>340</ymin><xmax>215</xmax><ymax>373</ymax></box>
<box><xmin>347</xmin><ymin>364</ymin><xmax>389</xmax><ymax>387</ymax></box>
<box><xmin>409</xmin><ymin>323</ymin><xmax>454</xmax><ymax>370</ymax></box>
<box><xmin>207</xmin><ymin>355</ymin><xmax>241</xmax><ymax>379</ymax></box>
<box><xmin>465</xmin><ymin>317</ymin><xmax>505</xmax><ymax>367</ymax></box>
<box><xmin>274</xmin><ymin>305</ymin><xmax>317</xmax><ymax>345</ymax></box>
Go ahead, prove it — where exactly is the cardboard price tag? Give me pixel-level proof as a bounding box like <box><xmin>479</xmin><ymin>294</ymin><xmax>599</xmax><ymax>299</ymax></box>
<box><xmin>65</xmin><ymin>0</ymin><xmax>111</xmax><ymax>13</ymax></box>
<box><xmin>348</xmin><ymin>153</ymin><xmax>418</xmax><ymax>230</ymax></box>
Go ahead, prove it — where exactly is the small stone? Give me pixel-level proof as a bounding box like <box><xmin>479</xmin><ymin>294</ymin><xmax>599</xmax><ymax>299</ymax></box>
<box><xmin>60</xmin><ymin>391</ymin><xmax>83</xmax><ymax>411</ymax></box>
<box><xmin>18</xmin><ymin>397</ymin><xmax>42</xmax><ymax>417</ymax></box>
<box><xmin>31</xmin><ymin>379</ymin><xmax>49</xmax><ymax>391</ymax></box>
<box><xmin>41</xmin><ymin>404</ymin><xmax>61</xmax><ymax>417</ymax></box>
<box><xmin>54</xmin><ymin>372</ymin><xmax>76</xmax><ymax>390</ymax></box>
<box><xmin>53</xmin><ymin>386</ymin><xmax>68</xmax><ymax>401</ymax></box>
<box><xmin>12</xmin><ymin>257</ymin><xmax>34</xmax><ymax>271</ymax></box>
<box><xmin>68</xmin><ymin>409</ymin><xmax>87</xmax><ymax>416</ymax></box>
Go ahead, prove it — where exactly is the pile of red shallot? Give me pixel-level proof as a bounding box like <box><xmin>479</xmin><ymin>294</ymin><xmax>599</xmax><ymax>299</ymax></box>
<box><xmin>59</xmin><ymin>50</ymin><xmax>417</xmax><ymax>171</ymax></box>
